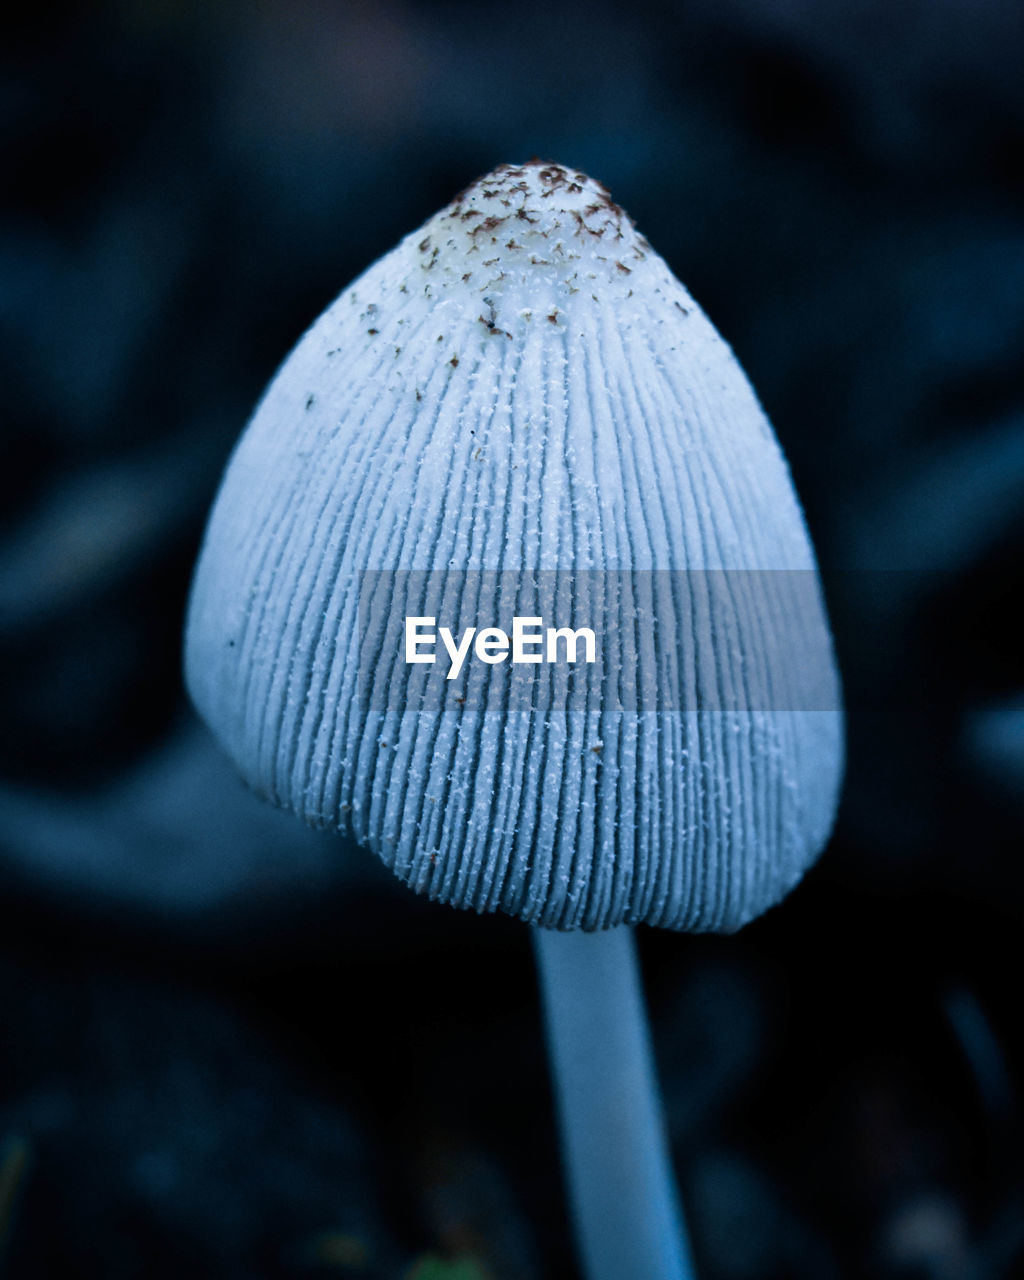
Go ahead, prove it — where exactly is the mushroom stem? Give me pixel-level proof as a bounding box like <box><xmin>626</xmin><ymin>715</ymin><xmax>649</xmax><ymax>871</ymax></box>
<box><xmin>533</xmin><ymin>924</ymin><xmax>695</xmax><ymax>1280</ymax></box>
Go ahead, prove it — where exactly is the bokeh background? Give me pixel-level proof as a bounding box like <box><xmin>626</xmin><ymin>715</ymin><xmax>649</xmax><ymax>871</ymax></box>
<box><xmin>2</xmin><ymin>1</ymin><xmax>1023</xmax><ymax>1276</ymax></box>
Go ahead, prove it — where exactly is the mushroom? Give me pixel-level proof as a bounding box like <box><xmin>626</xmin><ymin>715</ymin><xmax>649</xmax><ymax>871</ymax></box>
<box><xmin>185</xmin><ymin>161</ymin><xmax>843</xmax><ymax>1280</ymax></box>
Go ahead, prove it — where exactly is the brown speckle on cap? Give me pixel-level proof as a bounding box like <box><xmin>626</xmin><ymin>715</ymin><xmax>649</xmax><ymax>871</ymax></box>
<box><xmin>414</xmin><ymin>160</ymin><xmax>643</xmax><ymax>298</ymax></box>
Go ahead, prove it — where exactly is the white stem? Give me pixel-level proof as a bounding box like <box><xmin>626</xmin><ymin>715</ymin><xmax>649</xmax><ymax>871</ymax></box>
<box><xmin>533</xmin><ymin>925</ymin><xmax>695</xmax><ymax>1280</ymax></box>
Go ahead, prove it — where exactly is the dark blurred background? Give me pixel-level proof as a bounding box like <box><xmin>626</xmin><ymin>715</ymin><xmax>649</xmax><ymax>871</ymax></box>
<box><xmin>2</xmin><ymin>1</ymin><xmax>1023</xmax><ymax>1276</ymax></box>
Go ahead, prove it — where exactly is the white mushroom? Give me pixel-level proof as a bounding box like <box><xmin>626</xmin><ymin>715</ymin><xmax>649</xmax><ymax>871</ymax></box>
<box><xmin>185</xmin><ymin>160</ymin><xmax>844</xmax><ymax>1280</ymax></box>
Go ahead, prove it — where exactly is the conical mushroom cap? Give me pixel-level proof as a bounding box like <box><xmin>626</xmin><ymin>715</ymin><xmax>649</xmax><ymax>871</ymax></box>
<box><xmin>185</xmin><ymin>161</ymin><xmax>843</xmax><ymax>931</ymax></box>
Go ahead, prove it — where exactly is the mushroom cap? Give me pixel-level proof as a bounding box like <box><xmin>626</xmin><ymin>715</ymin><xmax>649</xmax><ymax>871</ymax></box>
<box><xmin>185</xmin><ymin>161</ymin><xmax>844</xmax><ymax>931</ymax></box>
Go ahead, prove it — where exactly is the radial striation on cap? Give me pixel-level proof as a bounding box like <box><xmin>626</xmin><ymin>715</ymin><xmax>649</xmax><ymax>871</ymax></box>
<box><xmin>185</xmin><ymin>160</ymin><xmax>844</xmax><ymax>932</ymax></box>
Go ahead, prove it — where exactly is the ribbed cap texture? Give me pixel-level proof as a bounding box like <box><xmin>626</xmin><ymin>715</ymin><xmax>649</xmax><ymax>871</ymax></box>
<box><xmin>185</xmin><ymin>161</ymin><xmax>844</xmax><ymax>930</ymax></box>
